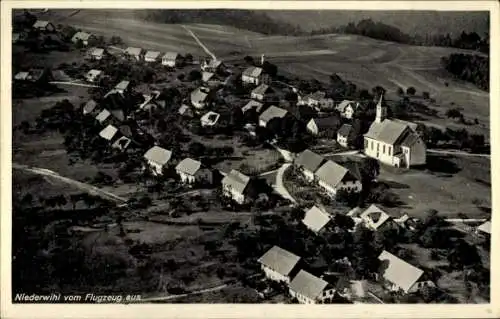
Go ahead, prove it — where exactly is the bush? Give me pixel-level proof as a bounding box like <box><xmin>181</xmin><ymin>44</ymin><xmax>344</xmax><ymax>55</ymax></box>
<box><xmin>406</xmin><ymin>87</ymin><xmax>416</xmax><ymax>95</ymax></box>
<box><xmin>422</xmin><ymin>91</ymin><xmax>430</xmax><ymax>99</ymax></box>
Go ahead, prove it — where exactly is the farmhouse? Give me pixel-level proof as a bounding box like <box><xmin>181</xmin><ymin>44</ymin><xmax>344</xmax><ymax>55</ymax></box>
<box><xmin>242</xmin><ymin>66</ymin><xmax>270</xmax><ymax>85</ymax></box>
<box><xmin>315</xmin><ymin>160</ymin><xmax>362</xmax><ymax>197</ymax></box>
<box><xmin>359</xmin><ymin>204</ymin><xmax>397</xmax><ymax>231</ymax></box>
<box><xmin>162</xmin><ymin>52</ymin><xmax>181</xmax><ymax>67</ymax></box>
<box><xmin>242</xmin><ymin>100</ymin><xmax>264</xmax><ymax>114</ymax></box>
<box><xmin>378</xmin><ymin>250</ymin><xmax>435</xmax><ymax>294</ymax></box>
<box><xmin>83</xmin><ymin>99</ymin><xmax>99</xmax><ymax>115</ymax></box>
<box><xmin>221</xmin><ymin>169</ymin><xmax>252</xmax><ymax>205</ymax></box>
<box><xmin>202</xmin><ymin>71</ymin><xmax>215</xmax><ymax>83</ymax></box>
<box><xmin>71</xmin><ymin>31</ymin><xmax>95</xmax><ymax>46</ymax></box>
<box><xmin>337</xmin><ymin>124</ymin><xmax>355</xmax><ymax>148</ymax></box>
<box><xmin>259</xmin><ymin>105</ymin><xmax>288</xmax><ymax>127</ymax></box>
<box><xmin>190</xmin><ymin>87</ymin><xmax>211</xmax><ymax>109</ymax></box>
<box><xmin>32</xmin><ymin>20</ymin><xmax>55</xmax><ymax>32</ymax></box>
<box><xmin>302</xmin><ymin>206</ymin><xmax>332</xmax><ymax>233</ymax></box>
<box><xmin>95</xmin><ymin>109</ymin><xmax>112</xmax><ymax>124</ymax></box>
<box><xmin>125</xmin><ymin>47</ymin><xmax>143</xmax><ymax>61</ymax></box>
<box><xmin>306</xmin><ymin>116</ymin><xmax>341</xmax><ymax>136</ymax></box>
<box><xmin>201</xmin><ymin>59</ymin><xmax>225</xmax><ymax>73</ymax></box>
<box><xmin>251</xmin><ymin>84</ymin><xmax>273</xmax><ymax>102</ymax></box>
<box><xmin>364</xmin><ymin>95</ymin><xmax>426</xmax><ymax>168</ymax></box>
<box><xmin>294</xmin><ymin>149</ymin><xmax>325</xmax><ymax>182</ymax></box>
<box><xmin>336</xmin><ymin>100</ymin><xmax>360</xmax><ymax>119</ymax></box>
<box><xmin>200</xmin><ymin>111</ymin><xmax>220</xmax><ymax>127</ymax></box>
<box><xmin>289</xmin><ymin>270</ymin><xmax>336</xmax><ymax>304</ymax></box>
<box><xmin>99</xmin><ymin>124</ymin><xmax>119</xmax><ymax>142</ymax></box>
<box><xmin>88</xmin><ymin>47</ymin><xmax>107</xmax><ymax>60</ymax></box>
<box><xmin>178</xmin><ymin>104</ymin><xmax>194</xmax><ymax>118</ymax></box>
<box><xmin>175</xmin><ymin>158</ymin><xmax>213</xmax><ymax>185</ymax></box>
<box><xmin>85</xmin><ymin>69</ymin><xmax>103</xmax><ymax>83</ymax></box>
<box><xmin>258</xmin><ymin>246</ymin><xmax>301</xmax><ymax>284</ymax></box>
<box><xmin>144</xmin><ymin>51</ymin><xmax>161</xmax><ymax>63</ymax></box>
<box><xmin>114</xmin><ymin>80</ymin><xmax>131</xmax><ymax>94</ymax></box>
<box><xmin>143</xmin><ymin>146</ymin><xmax>173</xmax><ymax>175</ymax></box>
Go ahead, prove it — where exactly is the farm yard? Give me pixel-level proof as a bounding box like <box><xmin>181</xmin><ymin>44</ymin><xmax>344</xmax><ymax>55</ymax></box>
<box><xmin>10</xmin><ymin>8</ymin><xmax>491</xmax><ymax>305</ymax></box>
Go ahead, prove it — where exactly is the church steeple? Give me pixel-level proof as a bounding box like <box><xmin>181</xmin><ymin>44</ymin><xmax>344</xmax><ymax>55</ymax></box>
<box><xmin>375</xmin><ymin>93</ymin><xmax>387</xmax><ymax>123</ymax></box>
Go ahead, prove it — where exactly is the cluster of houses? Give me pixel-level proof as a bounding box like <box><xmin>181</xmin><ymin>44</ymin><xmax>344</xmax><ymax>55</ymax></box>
<box><xmin>257</xmin><ymin>245</ymin><xmax>435</xmax><ymax>303</ymax></box>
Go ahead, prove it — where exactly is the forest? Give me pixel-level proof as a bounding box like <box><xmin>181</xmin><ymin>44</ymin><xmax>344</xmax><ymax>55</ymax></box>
<box><xmin>441</xmin><ymin>53</ymin><xmax>489</xmax><ymax>91</ymax></box>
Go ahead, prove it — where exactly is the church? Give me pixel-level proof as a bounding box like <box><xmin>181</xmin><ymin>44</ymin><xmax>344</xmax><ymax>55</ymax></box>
<box><xmin>363</xmin><ymin>95</ymin><xmax>426</xmax><ymax>168</ymax></box>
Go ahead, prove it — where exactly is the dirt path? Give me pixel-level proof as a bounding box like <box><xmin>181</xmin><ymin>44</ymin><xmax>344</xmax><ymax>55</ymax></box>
<box><xmin>181</xmin><ymin>25</ymin><xmax>217</xmax><ymax>60</ymax></box>
<box><xmin>49</xmin><ymin>81</ymin><xmax>100</xmax><ymax>88</ymax></box>
<box><xmin>427</xmin><ymin>149</ymin><xmax>490</xmax><ymax>158</ymax></box>
<box><xmin>13</xmin><ymin>163</ymin><xmax>127</xmax><ymax>203</ymax></box>
<box><xmin>274</xmin><ymin>163</ymin><xmax>296</xmax><ymax>204</ymax></box>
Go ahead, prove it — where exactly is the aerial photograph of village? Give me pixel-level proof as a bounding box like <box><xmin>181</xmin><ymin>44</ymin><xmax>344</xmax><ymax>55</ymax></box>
<box><xmin>11</xmin><ymin>8</ymin><xmax>491</xmax><ymax>304</ymax></box>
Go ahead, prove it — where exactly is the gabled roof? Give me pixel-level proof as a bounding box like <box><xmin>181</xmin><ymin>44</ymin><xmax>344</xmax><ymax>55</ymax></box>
<box><xmin>191</xmin><ymin>87</ymin><xmax>209</xmax><ymax>105</ymax></box>
<box><xmin>243</xmin><ymin>66</ymin><xmax>263</xmax><ymax>78</ymax></box>
<box><xmin>83</xmin><ymin>99</ymin><xmax>98</xmax><ymax>114</ymax></box>
<box><xmin>259</xmin><ymin>105</ymin><xmax>288</xmax><ymax>124</ymax></box>
<box><xmin>206</xmin><ymin>59</ymin><xmax>223</xmax><ymax>69</ymax></box>
<box><xmin>179</xmin><ymin>104</ymin><xmax>193</xmax><ymax>115</ymax></box>
<box><xmin>222</xmin><ymin>169</ymin><xmax>250</xmax><ymax>195</ymax></box>
<box><xmin>200</xmin><ymin>111</ymin><xmax>220</xmax><ymax>126</ymax></box>
<box><xmin>308</xmin><ymin>116</ymin><xmax>340</xmax><ymax>131</ymax></box>
<box><xmin>72</xmin><ymin>31</ymin><xmax>92</xmax><ymax>41</ymax></box>
<box><xmin>315</xmin><ymin>160</ymin><xmax>349</xmax><ymax>189</ymax></box>
<box><xmin>99</xmin><ymin>125</ymin><xmax>118</xmax><ymax>141</ymax></box>
<box><xmin>393</xmin><ymin>119</ymin><xmax>419</xmax><ymax>131</ymax></box>
<box><xmin>477</xmin><ymin>221</ymin><xmax>491</xmax><ymax>234</ymax></box>
<box><xmin>202</xmin><ymin>71</ymin><xmax>215</xmax><ymax>82</ymax></box>
<box><xmin>95</xmin><ymin>109</ymin><xmax>111</xmax><ymax>123</ymax></box>
<box><xmin>251</xmin><ymin>84</ymin><xmax>271</xmax><ymax>96</ymax></box>
<box><xmin>337</xmin><ymin>124</ymin><xmax>354</xmax><ymax>137</ymax></box>
<box><xmin>86</xmin><ymin>69</ymin><xmax>102</xmax><ymax>78</ymax></box>
<box><xmin>90</xmin><ymin>47</ymin><xmax>105</xmax><ymax>56</ymax></box>
<box><xmin>257</xmin><ymin>246</ymin><xmax>301</xmax><ymax>277</ymax></box>
<box><xmin>145</xmin><ymin>51</ymin><xmax>161</xmax><ymax>60</ymax></box>
<box><xmin>115</xmin><ymin>80</ymin><xmax>130</xmax><ymax>91</ymax></box>
<box><xmin>400</xmin><ymin>131</ymin><xmax>421</xmax><ymax>147</ymax></box>
<box><xmin>336</xmin><ymin>100</ymin><xmax>357</xmax><ymax>112</ymax></box>
<box><xmin>302</xmin><ymin>206</ymin><xmax>331</xmax><ymax>233</ymax></box>
<box><xmin>365</xmin><ymin>119</ymin><xmax>409</xmax><ymax>145</ymax></box>
<box><xmin>378</xmin><ymin>250</ymin><xmax>424</xmax><ymax>293</ymax></box>
<box><xmin>144</xmin><ymin>146</ymin><xmax>172</xmax><ymax>166</ymax></box>
<box><xmin>162</xmin><ymin>52</ymin><xmax>180</xmax><ymax>60</ymax></box>
<box><xmin>289</xmin><ymin>270</ymin><xmax>330</xmax><ymax>300</ymax></box>
<box><xmin>242</xmin><ymin>100</ymin><xmax>264</xmax><ymax>113</ymax></box>
<box><xmin>125</xmin><ymin>47</ymin><xmax>142</xmax><ymax>56</ymax></box>
<box><xmin>294</xmin><ymin>149</ymin><xmax>324</xmax><ymax>174</ymax></box>
<box><xmin>176</xmin><ymin>158</ymin><xmax>203</xmax><ymax>176</ymax></box>
<box><xmin>33</xmin><ymin>20</ymin><xmax>51</xmax><ymax>28</ymax></box>
<box><xmin>307</xmin><ymin>91</ymin><xmax>326</xmax><ymax>102</ymax></box>
<box><xmin>359</xmin><ymin>204</ymin><xmax>392</xmax><ymax>230</ymax></box>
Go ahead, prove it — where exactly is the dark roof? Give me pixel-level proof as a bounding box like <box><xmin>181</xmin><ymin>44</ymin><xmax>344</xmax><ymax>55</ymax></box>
<box><xmin>337</xmin><ymin>124</ymin><xmax>354</xmax><ymax>137</ymax></box>
<box><xmin>310</xmin><ymin>116</ymin><xmax>340</xmax><ymax>131</ymax></box>
<box><xmin>294</xmin><ymin>149</ymin><xmax>325</xmax><ymax>173</ymax></box>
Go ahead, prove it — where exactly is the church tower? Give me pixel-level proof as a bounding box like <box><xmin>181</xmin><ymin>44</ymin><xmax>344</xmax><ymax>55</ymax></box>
<box><xmin>375</xmin><ymin>93</ymin><xmax>387</xmax><ymax>123</ymax></box>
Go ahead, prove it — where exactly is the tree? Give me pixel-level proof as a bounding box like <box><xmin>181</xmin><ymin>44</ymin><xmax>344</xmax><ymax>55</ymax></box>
<box><xmin>184</xmin><ymin>53</ymin><xmax>193</xmax><ymax>64</ymax></box>
<box><xmin>262</xmin><ymin>61</ymin><xmax>278</xmax><ymax>77</ymax></box>
<box><xmin>334</xmin><ymin>213</ymin><xmax>355</xmax><ymax>230</ymax></box>
<box><xmin>188</xmin><ymin>142</ymin><xmax>206</xmax><ymax>157</ymax></box>
<box><xmin>75</xmin><ymin>39</ymin><xmax>84</xmax><ymax>49</ymax></box>
<box><xmin>406</xmin><ymin>87</ymin><xmax>416</xmax><ymax>95</ymax></box>
<box><xmin>422</xmin><ymin>91</ymin><xmax>430</xmax><ymax>99</ymax></box>
<box><xmin>290</xmin><ymin>207</ymin><xmax>305</xmax><ymax>222</ymax></box>
<box><xmin>448</xmin><ymin>239</ymin><xmax>481</xmax><ymax>270</ymax></box>
<box><xmin>446</xmin><ymin>108</ymin><xmax>463</xmax><ymax>119</ymax></box>
<box><xmin>244</xmin><ymin>55</ymin><xmax>254</xmax><ymax>65</ymax></box>
<box><xmin>187</xmin><ymin>70</ymin><xmax>202</xmax><ymax>82</ymax></box>
<box><xmin>110</xmin><ymin>36</ymin><xmax>123</xmax><ymax>45</ymax></box>
<box><xmin>396</xmin><ymin>87</ymin><xmax>404</xmax><ymax>96</ymax></box>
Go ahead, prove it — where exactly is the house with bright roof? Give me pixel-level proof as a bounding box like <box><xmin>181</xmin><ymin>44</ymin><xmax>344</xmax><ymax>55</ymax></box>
<box><xmin>175</xmin><ymin>158</ymin><xmax>213</xmax><ymax>185</ymax></box>
<box><xmin>200</xmin><ymin>111</ymin><xmax>220</xmax><ymax>127</ymax></box>
<box><xmin>83</xmin><ymin>99</ymin><xmax>99</xmax><ymax>116</ymax></box>
<box><xmin>289</xmin><ymin>270</ymin><xmax>337</xmax><ymax>304</ymax></box>
<box><xmin>359</xmin><ymin>204</ymin><xmax>398</xmax><ymax>231</ymax></box>
<box><xmin>95</xmin><ymin>109</ymin><xmax>112</xmax><ymax>125</ymax></box>
<box><xmin>32</xmin><ymin>20</ymin><xmax>55</xmax><ymax>32</ymax></box>
<box><xmin>242</xmin><ymin>66</ymin><xmax>270</xmax><ymax>86</ymax></box>
<box><xmin>143</xmin><ymin>146</ymin><xmax>173</xmax><ymax>175</ymax></box>
<box><xmin>378</xmin><ymin>250</ymin><xmax>435</xmax><ymax>294</ymax></box>
<box><xmin>85</xmin><ymin>69</ymin><xmax>103</xmax><ymax>83</ymax></box>
<box><xmin>99</xmin><ymin>124</ymin><xmax>119</xmax><ymax>142</ymax></box>
<box><xmin>71</xmin><ymin>31</ymin><xmax>95</xmax><ymax>46</ymax></box>
<box><xmin>162</xmin><ymin>52</ymin><xmax>181</xmax><ymax>67</ymax></box>
<box><xmin>251</xmin><ymin>84</ymin><xmax>273</xmax><ymax>102</ymax></box>
<box><xmin>144</xmin><ymin>50</ymin><xmax>162</xmax><ymax>63</ymax></box>
<box><xmin>114</xmin><ymin>80</ymin><xmax>131</xmax><ymax>94</ymax></box>
<box><xmin>88</xmin><ymin>47</ymin><xmax>107</xmax><ymax>60</ymax></box>
<box><xmin>302</xmin><ymin>206</ymin><xmax>332</xmax><ymax>233</ymax></box>
<box><xmin>201</xmin><ymin>59</ymin><xmax>225</xmax><ymax>73</ymax></box>
<box><xmin>258</xmin><ymin>105</ymin><xmax>288</xmax><ymax>127</ymax></box>
<box><xmin>125</xmin><ymin>47</ymin><xmax>143</xmax><ymax>61</ymax></box>
<box><xmin>306</xmin><ymin>116</ymin><xmax>341</xmax><ymax>137</ymax></box>
<box><xmin>221</xmin><ymin>169</ymin><xmax>253</xmax><ymax>205</ymax></box>
<box><xmin>315</xmin><ymin>160</ymin><xmax>362</xmax><ymax>197</ymax></box>
<box><xmin>258</xmin><ymin>246</ymin><xmax>301</xmax><ymax>284</ymax></box>
<box><xmin>364</xmin><ymin>95</ymin><xmax>426</xmax><ymax>168</ymax></box>
<box><xmin>190</xmin><ymin>87</ymin><xmax>211</xmax><ymax>110</ymax></box>
<box><xmin>336</xmin><ymin>100</ymin><xmax>360</xmax><ymax>119</ymax></box>
<box><xmin>294</xmin><ymin>149</ymin><xmax>325</xmax><ymax>182</ymax></box>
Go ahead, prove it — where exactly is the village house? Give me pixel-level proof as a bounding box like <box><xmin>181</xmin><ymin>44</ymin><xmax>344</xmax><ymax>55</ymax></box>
<box><xmin>144</xmin><ymin>50</ymin><xmax>162</xmax><ymax>63</ymax></box>
<box><xmin>364</xmin><ymin>95</ymin><xmax>426</xmax><ymax>168</ymax></box>
<box><xmin>162</xmin><ymin>52</ymin><xmax>182</xmax><ymax>67</ymax></box>
<box><xmin>88</xmin><ymin>47</ymin><xmax>107</xmax><ymax>61</ymax></box>
<box><xmin>242</xmin><ymin>100</ymin><xmax>264</xmax><ymax>114</ymax></box>
<box><xmin>201</xmin><ymin>71</ymin><xmax>215</xmax><ymax>83</ymax></box>
<box><xmin>475</xmin><ymin>220</ymin><xmax>491</xmax><ymax>239</ymax></box>
<box><xmin>251</xmin><ymin>84</ymin><xmax>273</xmax><ymax>102</ymax></box>
<box><xmin>289</xmin><ymin>270</ymin><xmax>337</xmax><ymax>304</ymax></box>
<box><xmin>258</xmin><ymin>246</ymin><xmax>301</xmax><ymax>284</ymax></box>
<box><xmin>302</xmin><ymin>206</ymin><xmax>332</xmax><ymax>234</ymax></box>
<box><xmin>200</xmin><ymin>111</ymin><xmax>220</xmax><ymax>127</ymax></box>
<box><xmin>315</xmin><ymin>160</ymin><xmax>362</xmax><ymax>197</ymax></box>
<box><xmin>95</xmin><ymin>109</ymin><xmax>112</xmax><ymax>125</ymax></box>
<box><xmin>337</xmin><ymin>124</ymin><xmax>355</xmax><ymax>148</ymax></box>
<box><xmin>71</xmin><ymin>31</ymin><xmax>96</xmax><ymax>46</ymax></box>
<box><xmin>114</xmin><ymin>80</ymin><xmax>131</xmax><ymax>95</ymax></box>
<box><xmin>294</xmin><ymin>149</ymin><xmax>325</xmax><ymax>182</ymax></box>
<box><xmin>336</xmin><ymin>100</ymin><xmax>360</xmax><ymax>119</ymax></box>
<box><xmin>125</xmin><ymin>47</ymin><xmax>143</xmax><ymax>61</ymax></box>
<box><xmin>201</xmin><ymin>59</ymin><xmax>226</xmax><ymax>73</ymax></box>
<box><xmin>143</xmin><ymin>146</ymin><xmax>173</xmax><ymax>175</ymax></box>
<box><xmin>258</xmin><ymin>105</ymin><xmax>288</xmax><ymax>127</ymax></box>
<box><xmin>83</xmin><ymin>99</ymin><xmax>99</xmax><ymax>116</ymax></box>
<box><xmin>221</xmin><ymin>169</ymin><xmax>253</xmax><ymax>205</ymax></box>
<box><xmin>32</xmin><ymin>20</ymin><xmax>55</xmax><ymax>32</ymax></box>
<box><xmin>99</xmin><ymin>124</ymin><xmax>119</xmax><ymax>143</ymax></box>
<box><xmin>190</xmin><ymin>87</ymin><xmax>212</xmax><ymax>110</ymax></box>
<box><xmin>359</xmin><ymin>204</ymin><xmax>398</xmax><ymax>231</ymax></box>
<box><xmin>241</xmin><ymin>66</ymin><xmax>270</xmax><ymax>86</ymax></box>
<box><xmin>378</xmin><ymin>250</ymin><xmax>435</xmax><ymax>294</ymax></box>
<box><xmin>85</xmin><ymin>69</ymin><xmax>103</xmax><ymax>83</ymax></box>
<box><xmin>178</xmin><ymin>104</ymin><xmax>194</xmax><ymax>118</ymax></box>
<box><xmin>175</xmin><ymin>158</ymin><xmax>213</xmax><ymax>185</ymax></box>
<box><xmin>14</xmin><ymin>68</ymin><xmax>52</xmax><ymax>84</ymax></box>
<box><xmin>306</xmin><ymin>116</ymin><xmax>341</xmax><ymax>137</ymax></box>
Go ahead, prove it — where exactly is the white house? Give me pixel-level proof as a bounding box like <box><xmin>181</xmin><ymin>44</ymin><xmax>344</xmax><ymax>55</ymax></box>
<box><xmin>302</xmin><ymin>206</ymin><xmax>332</xmax><ymax>234</ymax></box>
<box><xmin>242</xmin><ymin>66</ymin><xmax>270</xmax><ymax>85</ymax></box>
<box><xmin>175</xmin><ymin>158</ymin><xmax>213</xmax><ymax>185</ymax></box>
<box><xmin>337</xmin><ymin>124</ymin><xmax>355</xmax><ymax>148</ymax></box>
<box><xmin>95</xmin><ymin>109</ymin><xmax>112</xmax><ymax>125</ymax></box>
<box><xmin>378</xmin><ymin>250</ymin><xmax>435</xmax><ymax>294</ymax></box>
<box><xmin>258</xmin><ymin>105</ymin><xmax>288</xmax><ymax>127</ymax></box>
<box><xmin>190</xmin><ymin>87</ymin><xmax>211</xmax><ymax>110</ymax></box>
<box><xmin>89</xmin><ymin>47</ymin><xmax>106</xmax><ymax>60</ymax></box>
<box><xmin>71</xmin><ymin>31</ymin><xmax>95</xmax><ymax>46</ymax></box>
<box><xmin>364</xmin><ymin>95</ymin><xmax>426</xmax><ymax>168</ymax></box>
<box><xmin>475</xmin><ymin>221</ymin><xmax>491</xmax><ymax>239</ymax></box>
<box><xmin>306</xmin><ymin>116</ymin><xmax>341</xmax><ymax>136</ymax></box>
<box><xmin>251</xmin><ymin>84</ymin><xmax>273</xmax><ymax>102</ymax></box>
<box><xmin>336</xmin><ymin>100</ymin><xmax>360</xmax><ymax>119</ymax></box>
<box><xmin>294</xmin><ymin>149</ymin><xmax>325</xmax><ymax>182</ymax></box>
<box><xmin>32</xmin><ymin>20</ymin><xmax>56</xmax><ymax>32</ymax></box>
<box><xmin>257</xmin><ymin>246</ymin><xmax>301</xmax><ymax>284</ymax></box>
<box><xmin>125</xmin><ymin>47</ymin><xmax>143</xmax><ymax>61</ymax></box>
<box><xmin>99</xmin><ymin>124</ymin><xmax>119</xmax><ymax>142</ymax></box>
<box><xmin>315</xmin><ymin>160</ymin><xmax>362</xmax><ymax>197</ymax></box>
<box><xmin>162</xmin><ymin>52</ymin><xmax>181</xmax><ymax>67</ymax></box>
<box><xmin>200</xmin><ymin>111</ymin><xmax>220</xmax><ymax>127</ymax></box>
<box><xmin>85</xmin><ymin>69</ymin><xmax>103</xmax><ymax>83</ymax></box>
<box><xmin>289</xmin><ymin>270</ymin><xmax>336</xmax><ymax>304</ymax></box>
<box><xmin>201</xmin><ymin>59</ymin><xmax>225</xmax><ymax>73</ymax></box>
<box><xmin>143</xmin><ymin>146</ymin><xmax>173</xmax><ymax>175</ymax></box>
<box><xmin>114</xmin><ymin>80</ymin><xmax>131</xmax><ymax>94</ymax></box>
<box><xmin>83</xmin><ymin>99</ymin><xmax>99</xmax><ymax>115</ymax></box>
<box><xmin>144</xmin><ymin>50</ymin><xmax>162</xmax><ymax>63</ymax></box>
<box><xmin>221</xmin><ymin>169</ymin><xmax>252</xmax><ymax>205</ymax></box>
<box><xmin>359</xmin><ymin>204</ymin><xmax>397</xmax><ymax>231</ymax></box>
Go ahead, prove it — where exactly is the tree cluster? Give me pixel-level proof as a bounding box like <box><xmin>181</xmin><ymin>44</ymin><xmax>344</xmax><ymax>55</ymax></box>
<box><xmin>441</xmin><ymin>53</ymin><xmax>489</xmax><ymax>91</ymax></box>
